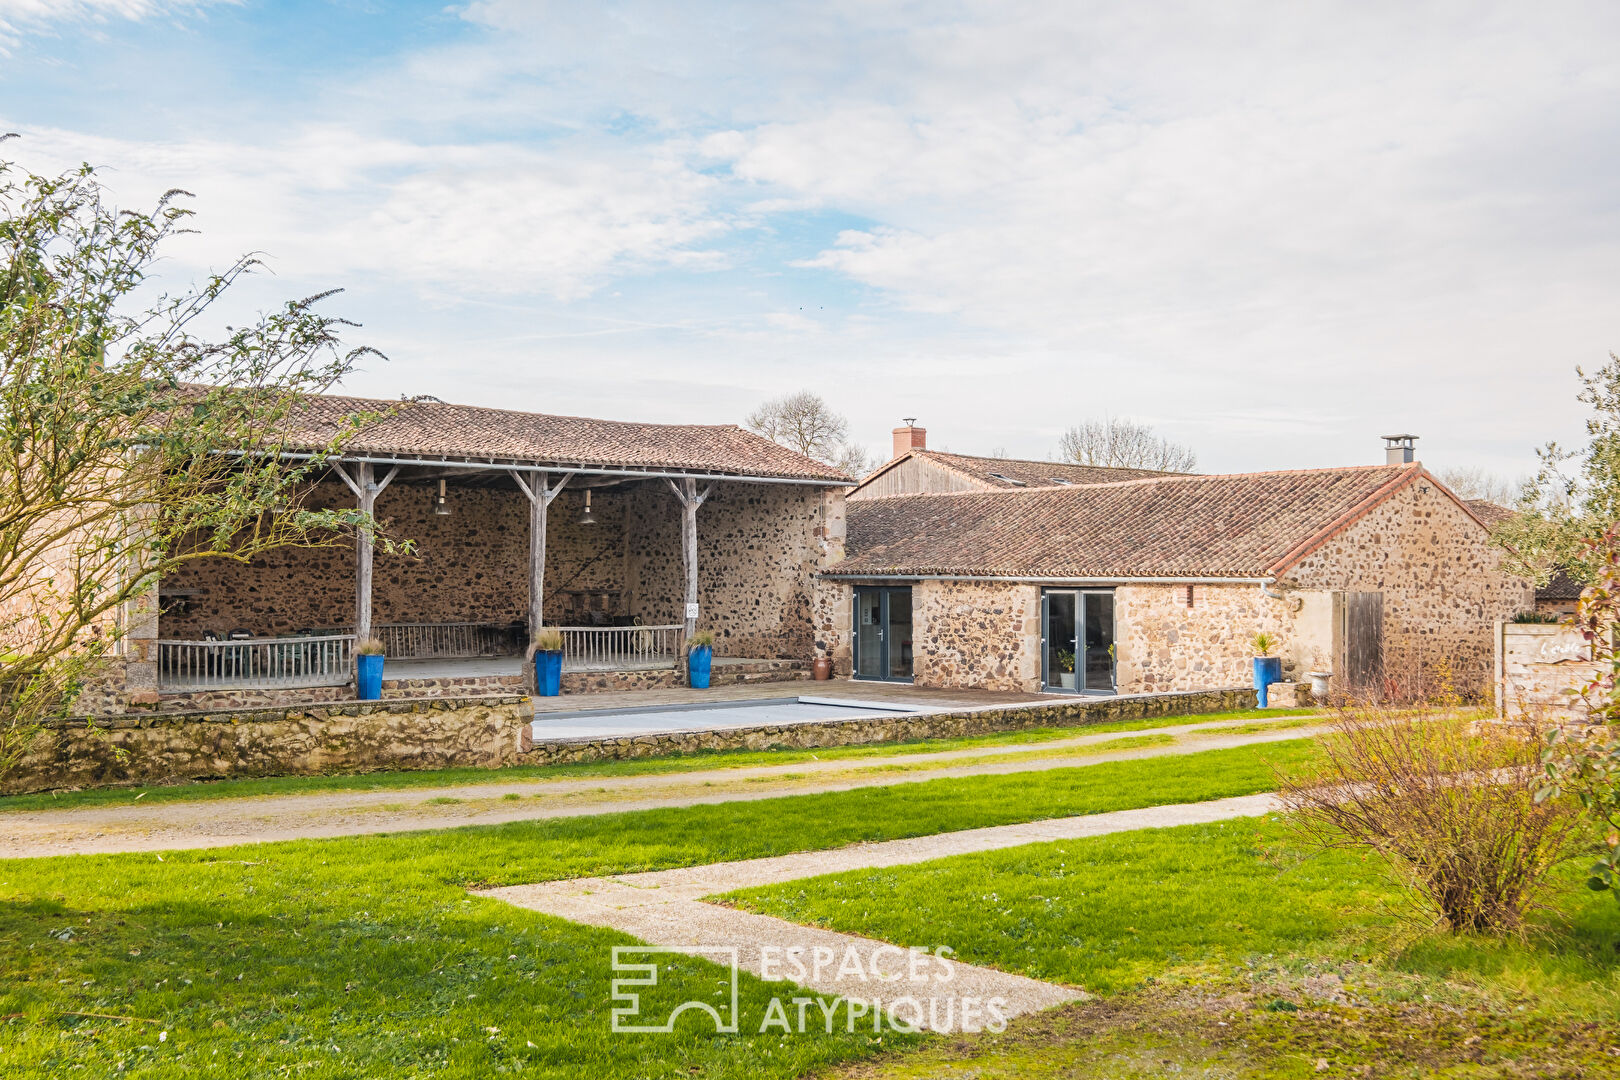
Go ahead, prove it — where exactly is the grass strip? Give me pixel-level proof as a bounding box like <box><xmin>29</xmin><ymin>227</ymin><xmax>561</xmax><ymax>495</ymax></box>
<box><xmin>0</xmin><ymin>741</ymin><xmax>1313</xmax><ymax>1078</ymax></box>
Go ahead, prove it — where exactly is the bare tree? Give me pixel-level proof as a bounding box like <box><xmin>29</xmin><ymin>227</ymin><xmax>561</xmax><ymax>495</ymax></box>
<box><xmin>746</xmin><ymin>390</ymin><xmax>872</xmax><ymax>477</ymax></box>
<box><xmin>1436</xmin><ymin>466</ymin><xmax>1520</xmax><ymax>506</ymax></box>
<box><xmin>1056</xmin><ymin>416</ymin><xmax>1197</xmax><ymax>472</ymax></box>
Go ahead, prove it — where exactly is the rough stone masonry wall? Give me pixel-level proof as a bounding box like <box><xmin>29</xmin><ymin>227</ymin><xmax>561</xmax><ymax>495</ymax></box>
<box><xmin>911</xmin><ymin>580</ymin><xmax>1042</xmax><ymax>693</ymax></box>
<box><xmin>161</xmin><ymin>478</ymin><xmax>628</xmax><ymax>637</ymax></box>
<box><xmin>9</xmin><ymin>695</ymin><xmax>530</xmax><ymax>794</ymax></box>
<box><xmin>1286</xmin><ymin>480</ymin><xmax>1533</xmax><ymax>691</ymax></box>
<box><xmin>625</xmin><ymin>481</ymin><xmax>843</xmax><ymax>660</ymax></box>
<box><xmin>1114</xmin><ymin>583</ymin><xmax>1297</xmax><ymax>695</ymax></box>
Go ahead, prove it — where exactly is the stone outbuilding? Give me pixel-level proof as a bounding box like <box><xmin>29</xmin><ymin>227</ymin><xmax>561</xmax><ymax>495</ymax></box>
<box><xmin>828</xmin><ymin>439</ymin><xmax>1531</xmax><ymax>699</ymax></box>
<box><xmin>100</xmin><ymin>390</ymin><xmax>854</xmax><ymax>712</ymax></box>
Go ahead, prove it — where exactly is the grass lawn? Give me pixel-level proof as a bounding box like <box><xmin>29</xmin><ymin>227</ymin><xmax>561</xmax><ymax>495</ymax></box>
<box><xmin>725</xmin><ymin>816</ymin><xmax>1620</xmax><ymax>1077</ymax></box>
<box><xmin>0</xmin><ymin>707</ymin><xmax>1320</xmax><ymax>813</ymax></box>
<box><xmin>0</xmin><ymin>741</ymin><xmax>1312</xmax><ymax>1079</ymax></box>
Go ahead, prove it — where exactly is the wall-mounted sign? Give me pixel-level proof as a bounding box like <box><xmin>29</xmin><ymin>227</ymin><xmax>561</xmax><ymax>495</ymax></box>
<box><xmin>685</xmin><ymin>602</ymin><xmax>701</xmax><ymax>620</ymax></box>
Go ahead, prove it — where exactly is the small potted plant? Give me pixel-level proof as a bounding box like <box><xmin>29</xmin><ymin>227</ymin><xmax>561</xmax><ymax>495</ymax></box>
<box><xmin>1250</xmin><ymin>631</ymin><xmax>1282</xmax><ymax>708</ymax></box>
<box><xmin>531</xmin><ymin>628</ymin><xmax>564</xmax><ymax>697</ymax></box>
<box><xmin>687</xmin><ymin>629</ymin><xmax>715</xmax><ymax>690</ymax></box>
<box><xmin>1053</xmin><ymin>647</ymin><xmax>1077</xmax><ymax>690</ymax></box>
<box><xmin>355</xmin><ymin>637</ymin><xmax>386</xmax><ymax>700</ymax></box>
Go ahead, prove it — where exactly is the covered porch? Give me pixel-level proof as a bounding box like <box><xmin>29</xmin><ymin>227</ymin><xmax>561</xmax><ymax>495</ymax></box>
<box><xmin>143</xmin><ymin>393</ymin><xmax>852</xmax><ymax>707</ymax></box>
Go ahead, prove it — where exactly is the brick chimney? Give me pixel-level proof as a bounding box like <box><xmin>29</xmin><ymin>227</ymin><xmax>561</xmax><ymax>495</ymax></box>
<box><xmin>892</xmin><ymin>418</ymin><xmax>926</xmax><ymax>460</ymax></box>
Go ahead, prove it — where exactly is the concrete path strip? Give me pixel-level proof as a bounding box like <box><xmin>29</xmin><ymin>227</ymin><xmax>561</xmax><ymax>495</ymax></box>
<box><xmin>479</xmin><ymin>792</ymin><xmax>1281</xmax><ymax>1032</ymax></box>
<box><xmin>0</xmin><ymin>722</ymin><xmax>1319</xmax><ymax>858</ymax></box>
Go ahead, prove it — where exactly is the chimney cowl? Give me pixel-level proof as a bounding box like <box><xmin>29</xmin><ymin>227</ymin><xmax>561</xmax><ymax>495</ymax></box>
<box><xmin>892</xmin><ymin>420</ymin><xmax>927</xmax><ymax>460</ymax></box>
<box><xmin>1381</xmin><ymin>433</ymin><xmax>1418</xmax><ymax>465</ymax></box>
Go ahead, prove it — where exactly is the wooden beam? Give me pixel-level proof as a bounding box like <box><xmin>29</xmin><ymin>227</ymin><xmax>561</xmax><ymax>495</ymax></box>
<box><xmin>510</xmin><ymin>470</ymin><xmax>573</xmax><ymax>638</ymax></box>
<box><xmin>352</xmin><ymin>464</ymin><xmax>400</xmax><ymax>644</ymax></box>
<box><xmin>670</xmin><ymin>478</ymin><xmax>713</xmax><ymax>641</ymax></box>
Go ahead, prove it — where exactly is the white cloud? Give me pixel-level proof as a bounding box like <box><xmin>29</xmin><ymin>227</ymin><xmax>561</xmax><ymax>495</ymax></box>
<box><xmin>10</xmin><ymin>1</ymin><xmax>1620</xmax><ymax>474</ymax></box>
<box><xmin>0</xmin><ymin>0</ymin><xmax>231</xmax><ymax>49</ymax></box>
<box><xmin>10</xmin><ymin>124</ymin><xmax>731</xmax><ymax>300</ymax></box>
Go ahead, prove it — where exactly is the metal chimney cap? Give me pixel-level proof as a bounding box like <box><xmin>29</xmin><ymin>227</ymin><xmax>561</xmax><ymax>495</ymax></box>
<box><xmin>902</xmin><ymin>417</ymin><xmax>918</xmax><ymax>426</ymax></box>
<box><xmin>1380</xmin><ymin>433</ymin><xmax>1418</xmax><ymax>444</ymax></box>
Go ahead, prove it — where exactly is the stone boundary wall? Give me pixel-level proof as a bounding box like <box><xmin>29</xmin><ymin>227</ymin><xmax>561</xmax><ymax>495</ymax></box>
<box><xmin>12</xmin><ymin>684</ymin><xmax>1253</xmax><ymax>795</ymax></box>
<box><xmin>1496</xmin><ymin>621</ymin><xmax>1599</xmax><ymax>723</ymax></box>
<box><xmin>10</xmin><ymin>695</ymin><xmax>530</xmax><ymax>794</ymax></box>
<box><xmin>520</xmin><ymin>687</ymin><xmax>1256</xmax><ymax>765</ymax></box>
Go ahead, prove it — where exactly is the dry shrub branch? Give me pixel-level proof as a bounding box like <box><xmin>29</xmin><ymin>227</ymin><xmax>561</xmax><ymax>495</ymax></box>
<box><xmin>1279</xmin><ymin>707</ymin><xmax>1582</xmax><ymax>934</ymax></box>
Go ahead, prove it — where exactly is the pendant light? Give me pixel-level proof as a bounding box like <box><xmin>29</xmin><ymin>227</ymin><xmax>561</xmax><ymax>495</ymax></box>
<box><xmin>580</xmin><ymin>488</ymin><xmax>597</xmax><ymax>525</ymax></box>
<box><xmin>431</xmin><ymin>477</ymin><xmax>451</xmax><ymax>516</ymax></box>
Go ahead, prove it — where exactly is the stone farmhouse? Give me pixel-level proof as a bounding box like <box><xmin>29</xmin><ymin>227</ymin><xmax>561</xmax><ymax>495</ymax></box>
<box><xmin>88</xmin><ymin>397</ymin><xmax>1531</xmax><ymax>715</ymax></box>
<box><xmin>828</xmin><ymin>428</ymin><xmax>1531</xmax><ymax>698</ymax></box>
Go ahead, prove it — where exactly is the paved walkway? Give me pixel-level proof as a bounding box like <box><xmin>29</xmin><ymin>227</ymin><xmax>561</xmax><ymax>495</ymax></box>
<box><xmin>481</xmin><ymin>792</ymin><xmax>1281</xmax><ymax>1032</ymax></box>
<box><xmin>0</xmin><ymin>715</ymin><xmax>1320</xmax><ymax>859</ymax></box>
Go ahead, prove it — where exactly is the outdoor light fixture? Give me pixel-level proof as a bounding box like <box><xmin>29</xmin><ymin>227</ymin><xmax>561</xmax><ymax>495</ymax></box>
<box><xmin>580</xmin><ymin>489</ymin><xmax>597</xmax><ymax>525</ymax></box>
<box><xmin>431</xmin><ymin>478</ymin><xmax>451</xmax><ymax>516</ymax></box>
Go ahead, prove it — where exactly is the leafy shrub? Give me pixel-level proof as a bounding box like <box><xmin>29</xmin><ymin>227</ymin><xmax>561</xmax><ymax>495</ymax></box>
<box><xmin>1250</xmin><ymin>631</ymin><xmax>1277</xmax><ymax>656</ymax></box>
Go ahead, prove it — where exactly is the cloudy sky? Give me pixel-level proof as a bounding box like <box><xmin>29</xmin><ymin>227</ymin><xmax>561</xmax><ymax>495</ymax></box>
<box><xmin>3</xmin><ymin>1</ymin><xmax>1617</xmax><ymax>477</ymax></box>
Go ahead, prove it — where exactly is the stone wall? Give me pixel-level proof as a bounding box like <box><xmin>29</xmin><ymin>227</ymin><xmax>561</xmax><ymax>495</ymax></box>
<box><xmin>1114</xmin><ymin>583</ymin><xmax>1296</xmax><ymax>695</ymax></box>
<box><xmin>911</xmin><ymin>580</ymin><xmax>1042</xmax><ymax>693</ymax></box>
<box><xmin>9</xmin><ymin>695</ymin><xmax>531</xmax><ymax>794</ymax></box>
<box><xmin>1495</xmin><ymin>622</ymin><xmax>1599</xmax><ymax>722</ymax></box>
<box><xmin>1285</xmin><ymin>480</ymin><xmax>1533</xmax><ymax>692</ymax></box>
<box><xmin>160</xmin><ymin>478</ymin><xmax>845</xmax><ymax>668</ymax></box>
<box><xmin>521</xmin><ymin>687</ymin><xmax>1255</xmax><ymax>765</ymax></box>
<box><xmin>625</xmin><ymin>481</ymin><xmax>844</xmax><ymax>660</ymax></box>
<box><xmin>161</xmin><ymin>478</ymin><xmax>628</xmax><ymax>637</ymax></box>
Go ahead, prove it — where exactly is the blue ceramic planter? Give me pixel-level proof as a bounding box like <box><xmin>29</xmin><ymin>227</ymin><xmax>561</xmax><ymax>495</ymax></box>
<box><xmin>688</xmin><ymin>645</ymin><xmax>713</xmax><ymax>690</ymax></box>
<box><xmin>1253</xmin><ymin>656</ymin><xmax>1283</xmax><ymax>707</ymax></box>
<box><xmin>534</xmin><ymin>650</ymin><xmax>563</xmax><ymax>697</ymax></box>
<box><xmin>357</xmin><ymin>653</ymin><xmax>385</xmax><ymax>700</ymax></box>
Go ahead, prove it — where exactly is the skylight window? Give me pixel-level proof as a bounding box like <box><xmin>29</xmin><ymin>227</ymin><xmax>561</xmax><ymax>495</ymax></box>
<box><xmin>1047</xmin><ymin>478</ymin><xmax>1074</xmax><ymax>485</ymax></box>
<box><xmin>986</xmin><ymin>472</ymin><xmax>1026</xmax><ymax>486</ymax></box>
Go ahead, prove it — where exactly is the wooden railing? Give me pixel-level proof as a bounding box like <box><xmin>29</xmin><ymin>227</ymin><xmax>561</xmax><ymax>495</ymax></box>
<box><xmin>557</xmin><ymin>624</ymin><xmax>683</xmax><ymax>671</ymax></box>
<box><xmin>372</xmin><ymin>621</ymin><xmax>524</xmax><ymax>659</ymax></box>
<box><xmin>157</xmin><ymin>634</ymin><xmax>356</xmax><ymax>691</ymax></box>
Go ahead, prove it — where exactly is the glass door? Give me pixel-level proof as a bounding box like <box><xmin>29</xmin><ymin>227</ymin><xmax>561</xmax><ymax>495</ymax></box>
<box><xmin>1042</xmin><ymin>589</ymin><xmax>1115</xmax><ymax>694</ymax></box>
<box><xmin>854</xmin><ymin>587</ymin><xmax>914</xmax><ymax>681</ymax></box>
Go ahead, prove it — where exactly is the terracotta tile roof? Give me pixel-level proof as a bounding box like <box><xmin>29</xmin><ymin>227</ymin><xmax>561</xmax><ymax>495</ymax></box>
<box><xmin>857</xmin><ymin>448</ymin><xmax>1179</xmax><ymax>493</ymax></box>
<box><xmin>836</xmin><ymin>464</ymin><xmax>1425</xmax><ymax>579</ymax></box>
<box><xmin>272</xmin><ymin>391</ymin><xmax>851</xmax><ymax>482</ymax></box>
<box><xmin>1465</xmin><ymin>499</ymin><xmax>1517</xmax><ymax>528</ymax></box>
<box><xmin>912</xmin><ymin>449</ymin><xmax>1182</xmax><ymax>488</ymax></box>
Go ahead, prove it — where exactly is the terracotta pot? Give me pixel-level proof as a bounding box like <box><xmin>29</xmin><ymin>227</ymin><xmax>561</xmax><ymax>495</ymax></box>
<box><xmin>812</xmin><ymin>657</ymin><xmax>833</xmax><ymax>681</ymax></box>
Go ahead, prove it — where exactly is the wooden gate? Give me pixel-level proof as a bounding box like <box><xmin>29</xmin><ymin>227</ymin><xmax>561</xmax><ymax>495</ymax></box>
<box><xmin>1336</xmin><ymin>591</ymin><xmax>1384</xmax><ymax>698</ymax></box>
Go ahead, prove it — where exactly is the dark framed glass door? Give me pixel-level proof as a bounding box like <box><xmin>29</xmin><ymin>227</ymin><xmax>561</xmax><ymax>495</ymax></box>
<box><xmin>1041</xmin><ymin>589</ymin><xmax>1115</xmax><ymax>694</ymax></box>
<box><xmin>854</xmin><ymin>587</ymin><xmax>913</xmax><ymax>681</ymax></box>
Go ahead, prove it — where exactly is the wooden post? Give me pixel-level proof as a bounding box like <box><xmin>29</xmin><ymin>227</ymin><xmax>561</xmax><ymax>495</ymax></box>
<box><xmin>509</xmin><ymin>469</ymin><xmax>573</xmax><ymax>641</ymax></box>
<box><xmin>668</xmin><ymin>478</ymin><xmax>714</xmax><ymax>641</ymax></box>
<box><xmin>332</xmin><ymin>461</ymin><xmax>398</xmax><ymax>644</ymax></box>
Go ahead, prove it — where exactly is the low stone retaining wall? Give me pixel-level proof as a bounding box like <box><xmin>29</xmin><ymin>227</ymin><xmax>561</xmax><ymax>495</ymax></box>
<box><xmin>9</xmin><ymin>695</ymin><xmax>530</xmax><ymax>794</ymax></box>
<box><xmin>520</xmin><ymin>687</ymin><xmax>1257</xmax><ymax>765</ymax></box>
